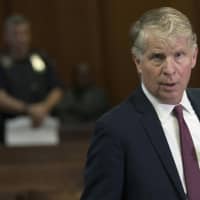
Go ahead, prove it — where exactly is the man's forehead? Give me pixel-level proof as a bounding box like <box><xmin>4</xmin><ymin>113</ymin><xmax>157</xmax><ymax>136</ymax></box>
<box><xmin>145</xmin><ymin>32</ymin><xmax>191</xmax><ymax>51</ymax></box>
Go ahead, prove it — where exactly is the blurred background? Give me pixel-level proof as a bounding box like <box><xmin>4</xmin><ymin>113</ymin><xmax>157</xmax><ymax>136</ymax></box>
<box><xmin>0</xmin><ymin>0</ymin><xmax>200</xmax><ymax>200</ymax></box>
<box><xmin>0</xmin><ymin>0</ymin><xmax>199</xmax><ymax>106</ymax></box>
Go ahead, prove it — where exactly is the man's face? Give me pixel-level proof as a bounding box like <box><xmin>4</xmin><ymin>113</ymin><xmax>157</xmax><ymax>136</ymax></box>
<box><xmin>134</xmin><ymin>32</ymin><xmax>198</xmax><ymax>104</ymax></box>
<box><xmin>5</xmin><ymin>23</ymin><xmax>31</xmax><ymax>56</ymax></box>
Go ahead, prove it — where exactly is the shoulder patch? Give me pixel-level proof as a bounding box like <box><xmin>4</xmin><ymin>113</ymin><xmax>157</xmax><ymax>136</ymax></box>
<box><xmin>0</xmin><ymin>55</ymin><xmax>13</xmax><ymax>68</ymax></box>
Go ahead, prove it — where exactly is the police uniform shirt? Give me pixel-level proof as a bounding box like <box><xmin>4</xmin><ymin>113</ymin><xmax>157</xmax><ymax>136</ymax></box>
<box><xmin>0</xmin><ymin>50</ymin><xmax>62</xmax><ymax>103</ymax></box>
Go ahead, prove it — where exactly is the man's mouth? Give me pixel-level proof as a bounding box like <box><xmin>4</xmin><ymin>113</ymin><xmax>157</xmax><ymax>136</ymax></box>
<box><xmin>159</xmin><ymin>82</ymin><xmax>177</xmax><ymax>90</ymax></box>
<box><xmin>160</xmin><ymin>82</ymin><xmax>176</xmax><ymax>86</ymax></box>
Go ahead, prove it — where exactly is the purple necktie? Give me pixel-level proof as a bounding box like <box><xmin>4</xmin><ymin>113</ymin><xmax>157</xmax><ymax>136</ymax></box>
<box><xmin>174</xmin><ymin>105</ymin><xmax>200</xmax><ymax>200</ymax></box>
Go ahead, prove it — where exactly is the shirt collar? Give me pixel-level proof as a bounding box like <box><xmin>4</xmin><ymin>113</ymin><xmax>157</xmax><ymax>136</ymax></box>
<box><xmin>141</xmin><ymin>83</ymin><xmax>193</xmax><ymax>123</ymax></box>
<box><xmin>180</xmin><ymin>92</ymin><xmax>194</xmax><ymax>115</ymax></box>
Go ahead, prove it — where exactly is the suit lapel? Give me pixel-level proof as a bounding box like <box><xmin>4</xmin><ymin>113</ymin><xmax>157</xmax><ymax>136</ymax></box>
<box><xmin>187</xmin><ymin>89</ymin><xmax>200</xmax><ymax>120</ymax></box>
<box><xmin>130</xmin><ymin>87</ymin><xmax>186</xmax><ymax>199</ymax></box>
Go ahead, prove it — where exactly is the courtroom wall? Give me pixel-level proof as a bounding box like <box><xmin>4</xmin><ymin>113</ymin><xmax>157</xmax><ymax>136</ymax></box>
<box><xmin>0</xmin><ymin>0</ymin><xmax>199</xmax><ymax>104</ymax></box>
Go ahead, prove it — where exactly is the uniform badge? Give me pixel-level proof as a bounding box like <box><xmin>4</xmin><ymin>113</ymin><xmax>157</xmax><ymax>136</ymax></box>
<box><xmin>30</xmin><ymin>54</ymin><xmax>46</xmax><ymax>72</ymax></box>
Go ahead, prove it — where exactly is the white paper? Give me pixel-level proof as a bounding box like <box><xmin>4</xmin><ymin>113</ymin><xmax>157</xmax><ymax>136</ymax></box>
<box><xmin>5</xmin><ymin>116</ymin><xmax>60</xmax><ymax>147</ymax></box>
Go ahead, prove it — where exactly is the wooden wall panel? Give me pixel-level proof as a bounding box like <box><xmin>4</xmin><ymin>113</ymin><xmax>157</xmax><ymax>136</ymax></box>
<box><xmin>2</xmin><ymin>0</ymin><xmax>104</xmax><ymax>89</ymax></box>
<box><xmin>0</xmin><ymin>0</ymin><xmax>11</xmax><ymax>47</ymax></box>
<box><xmin>0</xmin><ymin>0</ymin><xmax>199</xmax><ymax>104</ymax></box>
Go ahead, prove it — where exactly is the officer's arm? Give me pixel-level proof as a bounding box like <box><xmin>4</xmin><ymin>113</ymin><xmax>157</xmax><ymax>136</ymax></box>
<box><xmin>0</xmin><ymin>89</ymin><xmax>27</xmax><ymax>114</ymax></box>
<box><xmin>26</xmin><ymin>87</ymin><xmax>63</xmax><ymax>127</ymax></box>
<box><xmin>41</xmin><ymin>87</ymin><xmax>63</xmax><ymax>113</ymax></box>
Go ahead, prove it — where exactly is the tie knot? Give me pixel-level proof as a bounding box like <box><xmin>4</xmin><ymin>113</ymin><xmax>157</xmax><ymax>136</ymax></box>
<box><xmin>173</xmin><ymin>104</ymin><xmax>183</xmax><ymax>118</ymax></box>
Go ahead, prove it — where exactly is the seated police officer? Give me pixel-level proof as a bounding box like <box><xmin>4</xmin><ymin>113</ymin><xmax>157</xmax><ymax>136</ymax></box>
<box><xmin>0</xmin><ymin>14</ymin><xmax>63</xmax><ymax>143</ymax></box>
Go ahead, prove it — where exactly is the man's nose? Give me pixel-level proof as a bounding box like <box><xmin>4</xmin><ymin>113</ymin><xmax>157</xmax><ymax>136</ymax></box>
<box><xmin>162</xmin><ymin>57</ymin><xmax>176</xmax><ymax>75</ymax></box>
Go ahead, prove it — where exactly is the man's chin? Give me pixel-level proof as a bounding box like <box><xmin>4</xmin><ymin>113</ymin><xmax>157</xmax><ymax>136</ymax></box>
<box><xmin>158</xmin><ymin>92</ymin><xmax>182</xmax><ymax>105</ymax></box>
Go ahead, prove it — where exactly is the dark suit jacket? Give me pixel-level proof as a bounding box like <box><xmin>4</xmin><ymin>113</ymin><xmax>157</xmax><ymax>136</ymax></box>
<box><xmin>80</xmin><ymin>87</ymin><xmax>200</xmax><ymax>200</ymax></box>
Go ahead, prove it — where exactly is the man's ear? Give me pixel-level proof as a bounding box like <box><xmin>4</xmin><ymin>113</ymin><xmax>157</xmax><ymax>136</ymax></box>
<box><xmin>191</xmin><ymin>46</ymin><xmax>198</xmax><ymax>69</ymax></box>
<box><xmin>132</xmin><ymin>54</ymin><xmax>142</xmax><ymax>74</ymax></box>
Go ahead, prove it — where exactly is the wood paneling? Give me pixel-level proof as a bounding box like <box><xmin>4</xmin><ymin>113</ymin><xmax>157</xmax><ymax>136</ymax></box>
<box><xmin>0</xmin><ymin>0</ymin><xmax>199</xmax><ymax>104</ymax></box>
<box><xmin>1</xmin><ymin>0</ymin><xmax>104</xmax><ymax>90</ymax></box>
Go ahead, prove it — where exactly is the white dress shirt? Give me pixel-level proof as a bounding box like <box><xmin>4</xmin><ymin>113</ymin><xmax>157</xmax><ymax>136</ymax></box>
<box><xmin>142</xmin><ymin>84</ymin><xmax>200</xmax><ymax>192</ymax></box>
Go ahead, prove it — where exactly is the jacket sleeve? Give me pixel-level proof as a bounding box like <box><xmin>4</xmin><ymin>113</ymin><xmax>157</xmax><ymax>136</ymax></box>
<box><xmin>80</xmin><ymin>119</ymin><xmax>124</xmax><ymax>200</ymax></box>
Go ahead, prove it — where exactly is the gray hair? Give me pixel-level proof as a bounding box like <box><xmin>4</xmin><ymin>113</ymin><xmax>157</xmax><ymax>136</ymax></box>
<box><xmin>130</xmin><ymin>7</ymin><xmax>197</xmax><ymax>58</ymax></box>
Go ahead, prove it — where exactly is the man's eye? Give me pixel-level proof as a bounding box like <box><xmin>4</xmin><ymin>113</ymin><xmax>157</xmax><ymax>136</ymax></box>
<box><xmin>175</xmin><ymin>52</ymin><xmax>184</xmax><ymax>58</ymax></box>
<box><xmin>150</xmin><ymin>53</ymin><xmax>165</xmax><ymax>61</ymax></box>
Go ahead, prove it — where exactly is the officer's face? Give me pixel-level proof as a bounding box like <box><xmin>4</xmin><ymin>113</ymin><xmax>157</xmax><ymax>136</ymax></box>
<box><xmin>5</xmin><ymin>23</ymin><xmax>31</xmax><ymax>56</ymax></box>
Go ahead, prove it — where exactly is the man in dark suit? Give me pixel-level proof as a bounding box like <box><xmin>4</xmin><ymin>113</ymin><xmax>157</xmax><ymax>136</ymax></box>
<box><xmin>80</xmin><ymin>7</ymin><xmax>200</xmax><ymax>200</ymax></box>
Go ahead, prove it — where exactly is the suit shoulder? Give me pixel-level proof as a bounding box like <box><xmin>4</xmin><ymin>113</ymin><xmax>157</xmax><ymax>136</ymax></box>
<box><xmin>187</xmin><ymin>88</ymin><xmax>200</xmax><ymax>99</ymax></box>
<box><xmin>96</xmin><ymin>96</ymin><xmax>139</xmax><ymax>129</ymax></box>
